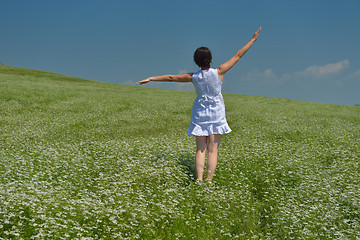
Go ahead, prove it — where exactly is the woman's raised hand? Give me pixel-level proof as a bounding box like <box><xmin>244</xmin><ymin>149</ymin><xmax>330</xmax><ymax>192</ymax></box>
<box><xmin>252</xmin><ymin>27</ymin><xmax>262</xmax><ymax>42</ymax></box>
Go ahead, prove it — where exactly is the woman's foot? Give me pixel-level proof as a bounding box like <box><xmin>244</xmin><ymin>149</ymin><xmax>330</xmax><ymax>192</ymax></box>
<box><xmin>205</xmin><ymin>178</ymin><xmax>212</xmax><ymax>187</ymax></box>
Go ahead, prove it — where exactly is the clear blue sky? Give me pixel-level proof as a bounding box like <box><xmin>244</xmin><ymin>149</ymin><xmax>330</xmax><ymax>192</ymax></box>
<box><xmin>1</xmin><ymin>0</ymin><xmax>360</xmax><ymax>105</ymax></box>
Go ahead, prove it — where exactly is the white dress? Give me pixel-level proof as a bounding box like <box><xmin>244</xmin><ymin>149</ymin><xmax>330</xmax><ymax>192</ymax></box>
<box><xmin>187</xmin><ymin>68</ymin><xmax>232</xmax><ymax>136</ymax></box>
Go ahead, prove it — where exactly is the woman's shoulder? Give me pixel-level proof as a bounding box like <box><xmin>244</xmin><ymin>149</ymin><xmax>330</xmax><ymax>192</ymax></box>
<box><xmin>207</xmin><ymin>68</ymin><xmax>218</xmax><ymax>74</ymax></box>
<box><xmin>210</xmin><ymin>68</ymin><xmax>220</xmax><ymax>76</ymax></box>
<box><xmin>193</xmin><ymin>68</ymin><xmax>218</xmax><ymax>77</ymax></box>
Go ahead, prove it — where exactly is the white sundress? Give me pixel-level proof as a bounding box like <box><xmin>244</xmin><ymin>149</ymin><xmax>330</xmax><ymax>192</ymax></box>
<box><xmin>187</xmin><ymin>68</ymin><xmax>232</xmax><ymax>136</ymax></box>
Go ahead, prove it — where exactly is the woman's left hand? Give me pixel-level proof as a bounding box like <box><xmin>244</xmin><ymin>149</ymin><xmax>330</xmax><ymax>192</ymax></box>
<box><xmin>252</xmin><ymin>27</ymin><xmax>262</xmax><ymax>42</ymax></box>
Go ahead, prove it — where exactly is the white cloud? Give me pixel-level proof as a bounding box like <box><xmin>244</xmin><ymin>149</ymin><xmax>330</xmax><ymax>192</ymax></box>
<box><xmin>240</xmin><ymin>59</ymin><xmax>351</xmax><ymax>85</ymax></box>
<box><xmin>351</xmin><ymin>69</ymin><xmax>360</xmax><ymax>77</ymax></box>
<box><xmin>239</xmin><ymin>68</ymin><xmax>283</xmax><ymax>85</ymax></box>
<box><xmin>242</xmin><ymin>68</ymin><xmax>276</xmax><ymax>80</ymax></box>
<box><xmin>178</xmin><ymin>69</ymin><xmax>188</xmax><ymax>74</ymax></box>
<box><xmin>263</xmin><ymin>68</ymin><xmax>276</xmax><ymax>78</ymax></box>
<box><xmin>294</xmin><ymin>59</ymin><xmax>350</xmax><ymax>78</ymax></box>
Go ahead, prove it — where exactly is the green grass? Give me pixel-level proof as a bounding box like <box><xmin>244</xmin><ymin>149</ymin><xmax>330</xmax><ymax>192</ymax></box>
<box><xmin>1</xmin><ymin>65</ymin><xmax>360</xmax><ymax>239</ymax></box>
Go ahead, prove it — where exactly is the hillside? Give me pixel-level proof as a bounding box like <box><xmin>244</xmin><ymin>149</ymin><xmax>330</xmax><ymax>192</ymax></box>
<box><xmin>1</xmin><ymin>65</ymin><xmax>360</xmax><ymax>239</ymax></box>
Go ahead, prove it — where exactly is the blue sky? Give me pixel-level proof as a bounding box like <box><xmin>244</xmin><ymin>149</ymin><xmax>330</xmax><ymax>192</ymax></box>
<box><xmin>1</xmin><ymin>0</ymin><xmax>360</xmax><ymax>105</ymax></box>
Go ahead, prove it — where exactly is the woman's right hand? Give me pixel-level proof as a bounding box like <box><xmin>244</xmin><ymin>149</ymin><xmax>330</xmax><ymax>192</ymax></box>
<box><xmin>252</xmin><ymin>27</ymin><xmax>262</xmax><ymax>42</ymax></box>
<box><xmin>136</xmin><ymin>78</ymin><xmax>150</xmax><ymax>85</ymax></box>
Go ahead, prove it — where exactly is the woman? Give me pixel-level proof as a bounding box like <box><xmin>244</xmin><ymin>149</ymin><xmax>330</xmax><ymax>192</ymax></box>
<box><xmin>137</xmin><ymin>27</ymin><xmax>261</xmax><ymax>185</ymax></box>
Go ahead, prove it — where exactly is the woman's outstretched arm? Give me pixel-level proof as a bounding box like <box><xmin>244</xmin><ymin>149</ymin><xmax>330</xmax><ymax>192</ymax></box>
<box><xmin>136</xmin><ymin>73</ymin><xmax>193</xmax><ymax>85</ymax></box>
<box><xmin>217</xmin><ymin>27</ymin><xmax>261</xmax><ymax>80</ymax></box>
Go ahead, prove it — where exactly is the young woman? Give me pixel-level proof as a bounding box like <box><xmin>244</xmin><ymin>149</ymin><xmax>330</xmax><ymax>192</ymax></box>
<box><xmin>137</xmin><ymin>27</ymin><xmax>261</xmax><ymax>185</ymax></box>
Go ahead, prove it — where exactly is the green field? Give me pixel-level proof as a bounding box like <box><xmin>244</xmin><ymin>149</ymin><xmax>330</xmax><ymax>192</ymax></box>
<box><xmin>1</xmin><ymin>65</ymin><xmax>359</xmax><ymax>239</ymax></box>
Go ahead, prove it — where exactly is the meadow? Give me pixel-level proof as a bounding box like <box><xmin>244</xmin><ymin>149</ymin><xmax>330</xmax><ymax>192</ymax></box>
<box><xmin>0</xmin><ymin>65</ymin><xmax>360</xmax><ymax>239</ymax></box>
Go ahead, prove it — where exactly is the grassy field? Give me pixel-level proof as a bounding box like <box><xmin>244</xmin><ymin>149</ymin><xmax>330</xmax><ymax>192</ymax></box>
<box><xmin>1</xmin><ymin>65</ymin><xmax>360</xmax><ymax>239</ymax></box>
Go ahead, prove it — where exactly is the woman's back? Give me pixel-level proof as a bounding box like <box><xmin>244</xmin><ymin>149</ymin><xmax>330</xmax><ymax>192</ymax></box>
<box><xmin>192</xmin><ymin>68</ymin><xmax>222</xmax><ymax>97</ymax></box>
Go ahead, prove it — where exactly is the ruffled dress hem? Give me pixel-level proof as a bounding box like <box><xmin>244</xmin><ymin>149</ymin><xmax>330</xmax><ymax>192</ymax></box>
<box><xmin>187</xmin><ymin>123</ymin><xmax>232</xmax><ymax>136</ymax></box>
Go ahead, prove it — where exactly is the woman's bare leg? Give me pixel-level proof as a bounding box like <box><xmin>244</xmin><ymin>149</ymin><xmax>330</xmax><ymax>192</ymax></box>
<box><xmin>206</xmin><ymin>134</ymin><xmax>221</xmax><ymax>181</ymax></box>
<box><xmin>195</xmin><ymin>136</ymin><xmax>207</xmax><ymax>182</ymax></box>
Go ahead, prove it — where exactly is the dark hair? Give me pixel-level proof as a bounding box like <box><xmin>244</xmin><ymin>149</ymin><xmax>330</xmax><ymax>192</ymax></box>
<box><xmin>193</xmin><ymin>47</ymin><xmax>212</xmax><ymax>68</ymax></box>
